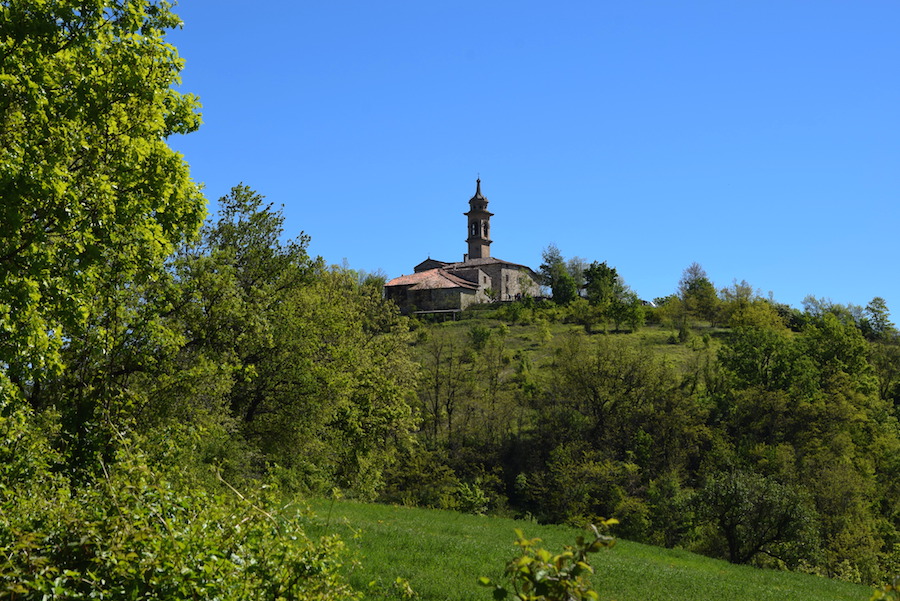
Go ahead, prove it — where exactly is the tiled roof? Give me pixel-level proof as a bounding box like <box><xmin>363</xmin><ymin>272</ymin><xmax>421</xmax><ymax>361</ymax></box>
<box><xmin>385</xmin><ymin>268</ymin><xmax>479</xmax><ymax>291</ymax></box>
<box><xmin>443</xmin><ymin>257</ymin><xmax>538</xmax><ymax>274</ymax></box>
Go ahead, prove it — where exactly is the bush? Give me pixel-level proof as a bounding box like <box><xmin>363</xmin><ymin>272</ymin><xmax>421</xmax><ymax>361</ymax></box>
<box><xmin>378</xmin><ymin>448</ymin><xmax>461</xmax><ymax>509</ymax></box>
<box><xmin>873</xmin><ymin>575</ymin><xmax>900</xmax><ymax>600</ymax></box>
<box><xmin>479</xmin><ymin>520</ymin><xmax>617</xmax><ymax>601</ymax></box>
<box><xmin>0</xmin><ymin>405</ymin><xmax>357</xmax><ymax>601</ymax></box>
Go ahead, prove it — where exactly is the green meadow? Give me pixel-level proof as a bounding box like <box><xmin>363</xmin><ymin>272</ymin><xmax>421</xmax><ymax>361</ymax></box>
<box><xmin>306</xmin><ymin>499</ymin><xmax>873</xmax><ymax>601</ymax></box>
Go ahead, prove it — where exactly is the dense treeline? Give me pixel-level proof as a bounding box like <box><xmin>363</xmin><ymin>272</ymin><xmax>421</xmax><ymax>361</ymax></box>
<box><xmin>385</xmin><ymin>255</ymin><xmax>900</xmax><ymax>583</ymax></box>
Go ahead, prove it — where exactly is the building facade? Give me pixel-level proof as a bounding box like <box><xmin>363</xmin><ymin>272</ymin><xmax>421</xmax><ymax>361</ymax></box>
<box><xmin>385</xmin><ymin>180</ymin><xmax>541</xmax><ymax>315</ymax></box>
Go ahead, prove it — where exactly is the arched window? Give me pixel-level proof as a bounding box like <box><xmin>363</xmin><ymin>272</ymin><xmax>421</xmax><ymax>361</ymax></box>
<box><xmin>471</xmin><ymin>221</ymin><xmax>478</xmax><ymax>237</ymax></box>
<box><xmin>483</xmin><ymin>222</ymin><xmax>489</xmax><ymax>237</ymax></box>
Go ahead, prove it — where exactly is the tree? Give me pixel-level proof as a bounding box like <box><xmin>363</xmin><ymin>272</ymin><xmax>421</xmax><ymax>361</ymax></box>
<box><xmin>697</xmin><ymin>469</ymin><xmax>816</xmax><ymax>565</ymax></box>
<box><xmin>417</xmin><ymin>326</ymin><xmax>474</xmax><ymax>447</ymax></box>
<box><xmin>169</xmin><ymin>186</ymin><xmax>418</xmax><ymax>496</ymax></box>
<box><xmin>0</xmin><ymin>0</ymin><xmax>204</xmax><ymax>402</ymax></box>
<box><xmin>539</xmin><ymin>243</ymin><xmax>564</xmax><ymax>288</ymax></box>
<box><xmin>566</xmin><ymin>256</ymin><xmax>589</xmax><ymax>290</ymax></box>
<box><xmin>678</xmin><ymin>262</ymin><xmax>719</xmax><ymax>324</ymax></box>
<box><xmin>552</xmin><ymin>270</ymin><xmax>579</xmax><ymax>305</ymax></box>
<box><xmin>584</xmin><ymin>261</ymin><xmax>621</xmax><ymax>309</ymax></box>
<box><xmin>609</xmin><ymin>289</ymin><xmax>645</xmax><ymax>332</ymax></box>
<box><xmin>863</xmin><ymin>297</ymin><xmax>896</xmax><ymax>341</ymax></box>
<box><xmin>583</xmin><ymin>261</ymin><xmax>643</xmax><ymax>331</ymax></box>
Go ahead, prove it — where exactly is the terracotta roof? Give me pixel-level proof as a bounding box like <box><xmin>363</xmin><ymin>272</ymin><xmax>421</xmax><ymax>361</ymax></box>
<box><xmin>385</xmin><ymin>268</ymin><xmax>479</xmax><ymax>291</ymax></box>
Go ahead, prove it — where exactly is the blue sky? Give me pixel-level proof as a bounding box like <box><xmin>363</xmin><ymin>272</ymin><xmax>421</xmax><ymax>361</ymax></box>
<box><xmin>167</xmin><ymin>1</ymin><xmax>899</xmax><ymax>312</ymax></box>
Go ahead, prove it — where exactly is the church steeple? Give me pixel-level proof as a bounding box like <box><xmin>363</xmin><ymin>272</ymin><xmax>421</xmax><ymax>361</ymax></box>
<box><xmin>464</xmin><ymin>177</ymin><xmax>493</xmax><ymax>260</ymax></box>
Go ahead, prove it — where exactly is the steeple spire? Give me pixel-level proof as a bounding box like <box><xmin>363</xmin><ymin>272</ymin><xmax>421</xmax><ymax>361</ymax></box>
<box><xmin>464</xmin><ymin>178</ymin><xmax>493</xmax><ymax>260</ymax></box>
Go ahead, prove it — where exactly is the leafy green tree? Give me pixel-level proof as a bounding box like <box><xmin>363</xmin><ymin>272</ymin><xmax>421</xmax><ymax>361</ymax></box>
<box><xmin>583</xmin><ymin>261</ymin><xmax>620</xmax><ymax>308</ymax></box>
<box><xmin>696</xmin><ymin>469</ymin><xmax>817</xmax><ymax>565</ymax></box>
<box><xmin>0</xmin><ymin>0</ymin><xmax>204</xmax><ymax>403</ymax></box>
<box><xmin>582</xmin><ymin>262</ymin><xmax>643</xmax><ymax>331</ymax></box>
<box><xmin>471</xmin><ymin>324</ymin><xmax>515</xmax><ymax>446</ymax></box>
<box><xmin>678</xmin><ymin>262</ymin><xmax>719</xmax><ymax>325</ymax></box>
<box><xmin>609</xmin><ymin>289</ymin><xmax>645</xmax><ymax>332</ymax></box>
<box><xmin>552</xmin><ymin>270</ymin><xmax>579</xmax><ymax>305</ymax></box>
<box><xmin>544</xmin><ymin>334</ymin><xmax>707</xmax><ymax>479</ymax></box>
<box><xmin>538</xmin><ymin>243</ymin><xmax>564</xmax><ymax>289</ymax></box>
<box><xmin>566</xmin><ymin>256</ymin><xmax>589</xmax><ymax>290</ymax></box>
<box><xmin>719</xmin><ymin>325</ymin><xmax>799</xmax><ymax>392</ymax></box>
<box><xmin>538</xmin><ymin>243</ymin><xmax>577</xmax><ymax>305</ymax></box>
<box><xmin>801</xmin><ymin>312</ymin><xmax>873</xmax><ymax>389</ymax></box>
<box><xmin>863</xmin><ymin>297</ymin><xmax>896</xmax><ymax>341</ymax></box>
<box><xmin>168</xmin><ymin>186</ymin><xmax>418</xmax><ymax>496</ymax></box>
<box><xmin>871</xmin><ymin>341</ymin><xmax>900</xmax><ymax>404</ymax></box>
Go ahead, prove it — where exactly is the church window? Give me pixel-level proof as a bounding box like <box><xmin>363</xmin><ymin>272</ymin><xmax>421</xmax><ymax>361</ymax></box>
<box><xmin>483</xmin><ymin>222</ymin><xmax>489</xmax><ymax>236</ymax></box>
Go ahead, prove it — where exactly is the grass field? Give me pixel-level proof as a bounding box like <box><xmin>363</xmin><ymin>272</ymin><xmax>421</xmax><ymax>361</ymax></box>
<box><xmin>304</xmin><ymin>499</ymin><xmax>873</xmax><ymax>601</ymax></box>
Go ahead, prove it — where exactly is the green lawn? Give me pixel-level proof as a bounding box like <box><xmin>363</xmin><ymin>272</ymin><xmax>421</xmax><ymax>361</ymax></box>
<box><xmin>304</xmin><ymin>499</ymin><xmax>873</xmax><ymax>601</ymax></box>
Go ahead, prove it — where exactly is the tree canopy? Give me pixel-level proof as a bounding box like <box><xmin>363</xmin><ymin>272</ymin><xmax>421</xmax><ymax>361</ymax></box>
<box><xmin>0</xmin><ymin>0</ymin><xmax>204</xmax><ymax>401</ymax></box>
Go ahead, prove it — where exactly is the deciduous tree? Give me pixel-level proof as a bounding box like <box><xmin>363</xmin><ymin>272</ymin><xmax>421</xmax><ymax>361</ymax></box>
<box><xmin>0</xmin><ymin>0</ymin><xmax>204</xmax><ymax>403</ymax></box>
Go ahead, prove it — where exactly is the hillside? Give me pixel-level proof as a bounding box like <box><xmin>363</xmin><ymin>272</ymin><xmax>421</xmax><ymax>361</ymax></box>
<box><xmin>306</xmin><ymin>499</ymin><xmax>873</xmax><ymax>601</ymax></box>
<box><xmin>387</xmin><ymin>295</ymin><xmax>900</xmax><ymax>584</ymax></box>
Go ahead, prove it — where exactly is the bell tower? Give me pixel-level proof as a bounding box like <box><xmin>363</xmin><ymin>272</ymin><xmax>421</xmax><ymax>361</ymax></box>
<box><xmin>464</xmin><ymin>178</ymin><xmax>493</xmax><ymax>260</ymax></box>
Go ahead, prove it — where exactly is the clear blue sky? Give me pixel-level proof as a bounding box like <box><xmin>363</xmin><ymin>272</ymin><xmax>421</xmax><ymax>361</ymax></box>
<box><xmin>167</xmin><ymin>1</ymin><xmax>899</xmax><ymax>312</ymax></box>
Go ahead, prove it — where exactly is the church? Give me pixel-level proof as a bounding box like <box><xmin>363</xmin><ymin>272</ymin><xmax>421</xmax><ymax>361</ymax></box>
<box><xmin>384</xmin><ymin>179</ymin><xmax>542</xmax><ymax>316</ymax></box>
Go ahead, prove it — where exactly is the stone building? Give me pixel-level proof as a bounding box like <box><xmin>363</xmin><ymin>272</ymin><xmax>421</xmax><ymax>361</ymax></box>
<box><xmin>385</xmin><ymin>179</ymin><xmax>541</xmax><ymax>315</ymax></box>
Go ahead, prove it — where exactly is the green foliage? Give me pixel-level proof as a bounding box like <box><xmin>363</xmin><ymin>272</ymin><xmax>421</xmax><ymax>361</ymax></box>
<box><xmin>456</xmin><ymin>480</ymin><xmax>491</xmax><ymax>515</ymax></box>
<box><xmin>538</xmin><ymin>244</ymin><xmax>564</xmax><ymax>289</ymax></box>
<box><xmin>0</xmin><ymin>402</ymin><xmax>356</xmax><ymax>600</ymax></box>
<box><xmin>696</xmin><ymin>469</ymin><xmax>818</xmax><ymax>566</ymax></box>
<box><xmin>678</xmin><ymin>262</ymin><xmax>719</xmax><ymax>324</ymax></box>
<box><xmin>162</xmin><ymin>186</ymin><xmax>418</xmax><ymax>496</ymax></box>
<box><xmin>863</xmin><ymin>297</ymin><xmax>896</xmax><ymax>341</ymax></box>
<box><xmin>0</xmin><ymin>0</ymin><xmax>205</xmax><ymax>401</ymax></box>
<box><xmin>551</xmin><ymin>270</ymin><xmax>578</xmax><ymax>306</ymax></box>
<box><xmin>403</xmin><ymin>298</ymin><xmax>900</xmax><ymax>582</ymax></box>
<box><xmin>583</xmin><ymin>261</ymin><xmax>620</xmax><ymax>308</ymax></box>
<box><xmin>378</xmin><ymin>447</ymin><xmax>461</xmax><ymax>508</ymax></box>
<box><xmin>479</xmin><ymin>521</ymin><xmax>617</xmax><ymax>601</ymax></box>
<box><xmin>471</xmin><ymin>323</ymin><xmax>494</xmax><ymax>352</ymax></box>
<box><xmin>872</xmin><ymin>576</ymin><xmax>900</xmax><ymax>601</ymax></box>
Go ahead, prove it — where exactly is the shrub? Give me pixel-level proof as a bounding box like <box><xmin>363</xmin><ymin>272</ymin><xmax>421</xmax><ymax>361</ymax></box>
<box><xmin>0</xmin><ymin>406</ymin><xmax>357</xmax><ymax>601</ymax></box>
<box><xmin>873</xmin><ymin>575</ymin><xmax>900</xmax><ymax>600</ymax></box>
<box><xmin>479</xmin><ymin>520</ymin><xmax>617</xmax><ymax>601</ymax></box>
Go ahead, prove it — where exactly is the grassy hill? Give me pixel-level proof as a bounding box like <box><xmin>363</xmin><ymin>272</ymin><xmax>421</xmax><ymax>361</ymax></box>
<box><xmin>305</xmin><ymin>499</ymin><xmax>873</xmax><ymax>601</ymax></box>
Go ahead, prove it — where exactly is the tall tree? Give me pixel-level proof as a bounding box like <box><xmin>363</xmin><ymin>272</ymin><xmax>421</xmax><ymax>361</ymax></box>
<box><xmin>168</xmin><ymin>186</ymin><xmax>418</xmax><ymax>495</ymax></box>
<box><xmin>583</xmin><ymin>261</ymin><xmax>644</xmax><ymax>331</ymax></box>
<box><xmin>863</xmin><ymin>297</ymin><xmax>896</xmax><ymax>341</ymax></box>
<box><xmin>538</xmin><ymin>243</ymin><xmax>564</xmax><ymax>288</ymax></box>
<box><xmin>678</xmin><ymin>262</ymin><xmax>719</xmax><ymax>324</ymax></box>
<box><xmin>538</xmin><ymin>244</ymin><xmax>578</xmax><ymax>304</ymax></box>
<box><xmin>0</xmin><ymin>0</ymin><xmax>204</xmax><ymax>402</ymax></box>
<box><xmin>566</xmin><ymin>256</ymin><xmax>588</xmax><ymax>290</ymax></box>
<box><xmin>584</xmin><ymin>261</ymin><xmax>621</xmax><ymax>308</ymax></box>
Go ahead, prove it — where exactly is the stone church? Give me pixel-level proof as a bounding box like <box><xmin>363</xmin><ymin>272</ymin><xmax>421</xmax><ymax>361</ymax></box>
<box><xmin>384</xmin><ymin>179</ymin><xmax>541</xmax><ymax>315</ymax></box>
